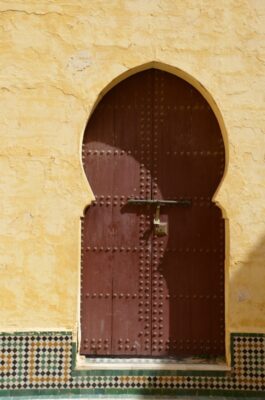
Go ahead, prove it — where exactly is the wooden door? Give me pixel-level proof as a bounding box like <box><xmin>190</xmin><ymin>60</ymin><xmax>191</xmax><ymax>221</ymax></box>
<box><xmin>81</xmin><ymin>69</ymin><xmax>225</xmax><ymax>358</ymax></box>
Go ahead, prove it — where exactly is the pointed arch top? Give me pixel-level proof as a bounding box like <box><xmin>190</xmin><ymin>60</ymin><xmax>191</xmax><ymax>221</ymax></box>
<box><xmin>83</xmin><ymin>61</ymin><xmax>228</xmax><ymax>214</ymax></box>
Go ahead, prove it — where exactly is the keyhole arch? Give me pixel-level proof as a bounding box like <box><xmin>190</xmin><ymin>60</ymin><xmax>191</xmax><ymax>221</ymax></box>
<box><xmin>80</xmin><ymin>63</ymin><xmax>229</xmax><ymax>361</ymax></box>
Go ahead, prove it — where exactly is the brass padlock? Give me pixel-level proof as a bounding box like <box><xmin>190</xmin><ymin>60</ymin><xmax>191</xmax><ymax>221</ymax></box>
<box><xmin>154</xmin><ymin>221</ymin><xmax>168</xmax><ymax>236</ymax></box>
<box><xmin>153</xmin><ymin>205</ymin><xmax>168</xmax><ymax>236</ymax></box>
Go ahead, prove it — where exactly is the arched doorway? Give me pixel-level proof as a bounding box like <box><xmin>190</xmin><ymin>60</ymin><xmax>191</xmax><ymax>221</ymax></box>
<box><xmin>81</xmin><ymin>68</ymin><xmax>225</xmax><ymax>358</ymax></box>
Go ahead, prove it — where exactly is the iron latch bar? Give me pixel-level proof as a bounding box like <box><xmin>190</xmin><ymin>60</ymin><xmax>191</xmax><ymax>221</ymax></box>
<box><xmin>127</xmin><ymin>199</ymin><xmax>191</xmax><ymax>206</ymax></box>
<box><xmin>127</xmin><ymin>199</ymin><xmax>191</xmax><ymax>236</ymax></box>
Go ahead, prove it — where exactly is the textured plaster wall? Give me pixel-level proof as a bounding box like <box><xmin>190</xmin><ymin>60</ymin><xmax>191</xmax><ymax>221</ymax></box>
<box><xmin>0</xmin><ymin>0</ymin><xmax>264</xmax><ymax>337</ymax></box>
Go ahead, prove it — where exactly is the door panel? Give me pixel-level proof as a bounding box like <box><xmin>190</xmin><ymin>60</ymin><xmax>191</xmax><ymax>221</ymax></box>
<box><xmin>81</xmin><ymin>69</ymin><xmax>225</xmax><ymax>358</ymax></box>
<box><xmin>81</xmin><ymin>225</ymin><xmax>113</xmax><ymax>355</ymax></box>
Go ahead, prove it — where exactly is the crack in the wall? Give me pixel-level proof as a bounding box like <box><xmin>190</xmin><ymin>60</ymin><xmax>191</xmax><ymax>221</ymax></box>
<box><xmin>0</xmin><ymin>9</ymin><xmax>71</xmax><ymax>17</ymax></box>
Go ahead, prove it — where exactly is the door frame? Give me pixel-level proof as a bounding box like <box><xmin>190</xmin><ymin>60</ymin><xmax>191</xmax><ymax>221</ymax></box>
<box><xmin>77</xmin><ymin>61</ymin><xmax>230</xmax><ymax>368</ymax></box>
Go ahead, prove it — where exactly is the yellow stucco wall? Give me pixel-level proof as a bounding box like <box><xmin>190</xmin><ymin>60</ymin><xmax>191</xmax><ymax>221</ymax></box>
<box><xmin>0</xmin><ymin>0</ymin><xmax>264</xmax><ymax>341</ymax></box>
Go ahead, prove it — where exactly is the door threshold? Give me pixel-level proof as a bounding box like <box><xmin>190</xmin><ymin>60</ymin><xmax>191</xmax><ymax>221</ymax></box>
<box><xmin>76</xmin><ymin>354</ymin><xmax>230</xmax><ymax>371</ymax></box>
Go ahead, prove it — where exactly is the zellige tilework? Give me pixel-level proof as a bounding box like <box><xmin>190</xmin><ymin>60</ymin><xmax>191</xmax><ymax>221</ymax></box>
<box><xmin>0</xmin><ymin>332</ymin><xmax>264</xmax><ymax>396</ymax></box>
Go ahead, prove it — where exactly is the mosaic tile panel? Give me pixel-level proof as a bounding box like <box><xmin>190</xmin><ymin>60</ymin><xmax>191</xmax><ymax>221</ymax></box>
<box><xmin>0</xmin><ymin>332</ymin><xmax>264</xmax><ymax>396</ymax></box>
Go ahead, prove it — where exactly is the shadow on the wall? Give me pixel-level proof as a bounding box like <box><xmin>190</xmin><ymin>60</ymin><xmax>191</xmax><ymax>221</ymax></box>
<box><xmin>230</xmin><ymin>233</ymin><xmax>265</xmax><ymax>331</ymax></box>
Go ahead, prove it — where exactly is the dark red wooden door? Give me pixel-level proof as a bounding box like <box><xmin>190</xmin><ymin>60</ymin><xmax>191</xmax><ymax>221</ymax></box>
<box><xmin>81</xmin><ymin>69</ymin><xmax>225</xmax><ymax>358</ymax></box>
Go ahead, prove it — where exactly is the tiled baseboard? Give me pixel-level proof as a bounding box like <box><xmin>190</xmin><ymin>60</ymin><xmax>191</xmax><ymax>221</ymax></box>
<box><xmin>0</xmin><ymin>332</ymin><xmax>264</xmax><ymax>396</ymax></box>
